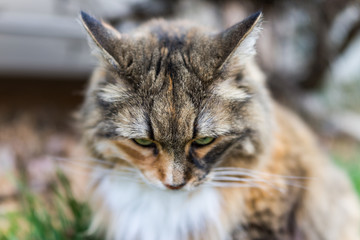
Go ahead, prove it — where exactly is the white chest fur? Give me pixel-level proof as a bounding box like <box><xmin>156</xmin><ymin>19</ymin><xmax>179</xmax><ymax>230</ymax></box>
<box><xmin>89</xmin><ymin>175</ymin><xmax>228</xmax><ymax>240</ymax></box>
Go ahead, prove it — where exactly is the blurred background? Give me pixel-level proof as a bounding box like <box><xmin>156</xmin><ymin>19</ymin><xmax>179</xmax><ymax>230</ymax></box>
<box><xmin>0</xmin><ymin>0</ymin><xmax>360</xmax><ymax>237</ymax></box>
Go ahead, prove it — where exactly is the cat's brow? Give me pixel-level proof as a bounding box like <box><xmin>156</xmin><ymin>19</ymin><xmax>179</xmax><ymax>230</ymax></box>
<box><xmin>195</xmin><ymin>128</ymin><xmax>245</xmax><ymax>138</ymax></box>
<box><xmin>111</xmin><ymin>112</ymin><xmax>152</xmax><ymax>139</ymax></box>
<box><xmin>114</xmin><ymin>127</ymin><xmax>152</xmax><ymax>139</ymax></box>
<box><xmin>195</xmin><ymin>111</ymin><xmax>233</xmax><ymax>137</ymax></box>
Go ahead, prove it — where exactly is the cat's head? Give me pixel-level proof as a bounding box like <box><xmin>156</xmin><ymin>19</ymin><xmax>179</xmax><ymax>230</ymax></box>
<box><xmin>80</xmin><ymin>11</ymin><xmax>273</xmax><ymax>191</ymax></box>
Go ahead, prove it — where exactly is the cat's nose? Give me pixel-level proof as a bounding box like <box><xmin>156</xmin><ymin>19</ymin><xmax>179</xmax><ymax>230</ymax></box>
<box><xmin>164</xmin><ymin>182</ymin><xmax>186</xmax><ymax>190</ymax></box>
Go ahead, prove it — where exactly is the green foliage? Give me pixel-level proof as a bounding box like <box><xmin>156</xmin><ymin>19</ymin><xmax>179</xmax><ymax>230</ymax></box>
<box><xmin>332</xmin><ymin>150</ymin><xmax>360</xmax><ymax>196</ymax></box>
<box><xmin>1</xmin><ymin>156</ymin><xmax>358</xmax><ymax>239</ymax></box>
<box><xmin>0</xmin><ymin>171</ymin><xmax>100</xmax><ymax>240</ymax></box>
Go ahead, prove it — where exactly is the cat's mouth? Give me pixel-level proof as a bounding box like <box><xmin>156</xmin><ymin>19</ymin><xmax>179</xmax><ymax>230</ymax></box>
<box><xmin>164</xmin><ymin>182</ymin><xmax>187</xmax><ymax>190</ymax></box>
<box><xmin>142</xmin><ymin>177</ymin><xmax>194</xmax><ymax>192</ymax></box>
<box><xmin>88</xmin><ymin>156</ymin><xmax>211</xmax><ymax>192</ymax></box>
<box><xmin>134</xmin><ymin>170</ymin><xmax>209</xmax><ymax>192</ymax></box>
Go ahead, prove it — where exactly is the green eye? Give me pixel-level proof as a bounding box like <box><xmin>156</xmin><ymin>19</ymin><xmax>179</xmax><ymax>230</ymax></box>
<box><xmin>133</xmin><ymin>138</ymin><xmax>154</xmax><ymax>146</ymax></box>
<box><xmin>193</xmin><ymin>137</ymin><xmax>215</xmax><ymax>146</ymax></box>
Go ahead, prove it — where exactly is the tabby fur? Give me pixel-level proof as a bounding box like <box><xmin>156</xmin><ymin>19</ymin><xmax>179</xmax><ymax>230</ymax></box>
<box><xmin>79</xmin><ymin>11</ymin><xmax>360</xmax><ymax>240</ymax></box>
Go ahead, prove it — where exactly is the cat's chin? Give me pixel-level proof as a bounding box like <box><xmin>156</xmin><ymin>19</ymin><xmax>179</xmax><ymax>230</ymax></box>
<box><xmin>89</xmin><ymin>173</ymin><xmax>225</xmax><ymax>240</ymax></box>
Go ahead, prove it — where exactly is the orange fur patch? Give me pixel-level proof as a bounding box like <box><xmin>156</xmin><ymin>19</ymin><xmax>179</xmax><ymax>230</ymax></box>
<box><xmin>113</xmin><ymin>140</ymin><xmax>151</xmax><ymax>164</ymax></box>
<box><xmin>191</xmin><ymin>137</ymin><xmax>223</xmax><ymax>159</ymax></box>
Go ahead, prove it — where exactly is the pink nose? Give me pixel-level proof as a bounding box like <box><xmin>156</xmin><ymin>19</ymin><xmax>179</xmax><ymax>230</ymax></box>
<box><xmin>164</xmin><ymin>182</ymin><xmax>186</xmax><ymax>190</ymax></box>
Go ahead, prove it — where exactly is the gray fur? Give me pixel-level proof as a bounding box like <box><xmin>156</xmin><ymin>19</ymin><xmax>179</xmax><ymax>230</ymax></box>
<box><xmin>80</xmin><ymin>11</ymin><xmax>265</xmax><ymax>154</ymax></box>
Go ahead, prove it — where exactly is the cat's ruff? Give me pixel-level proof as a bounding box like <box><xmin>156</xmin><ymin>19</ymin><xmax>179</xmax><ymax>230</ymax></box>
<box><xmin>89</xmin><ymin>173</ymin><xmax>227</xmax><ymax>240</ymax></box>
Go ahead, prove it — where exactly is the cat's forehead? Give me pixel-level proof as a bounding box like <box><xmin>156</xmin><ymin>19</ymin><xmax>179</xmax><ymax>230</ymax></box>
<box><xmin>132</xmin><ymin>27</ymin><xmax>211</xmax><ymax>144</ymax></box>
<box><xmin>123</xmin><ymin>21</ymin><xmax>217</xmax><ymax>88</ymax></box>
<box><xmin>137</xmin><ymin>61</ymin><xmax>201</xmax><ymax>145</ymax></box>
<box><xmin>127</xmin><ymin>31</ymin><xmax>208</xmax><ymax>104</ymax></box>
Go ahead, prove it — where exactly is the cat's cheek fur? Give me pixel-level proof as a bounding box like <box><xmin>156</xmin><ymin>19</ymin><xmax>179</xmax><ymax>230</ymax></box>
<box><xmin>93</xmin><ymin>139</ymin><xmax>187</xmax><ymax>189</ymax></box>
<box><xmin>94</xmin><ymin>140</ymin><xmax>129</xmax><ymax>160</ymax></box>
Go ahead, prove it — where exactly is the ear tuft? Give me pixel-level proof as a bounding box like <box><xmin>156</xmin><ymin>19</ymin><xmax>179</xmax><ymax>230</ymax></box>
<box><xmin>80</xmin><ymin>11</ymin><xmax>122</xmax><ymax>70</ymax></box>
<box><xmin>216</xmin><ymin>11</ymin><xmax>263</xmax><ymax>71</ymax></box>
<box><xmin>231</xmin><ymin>11</ymin><xmax>262</xmax><ymax>63</ymax></box>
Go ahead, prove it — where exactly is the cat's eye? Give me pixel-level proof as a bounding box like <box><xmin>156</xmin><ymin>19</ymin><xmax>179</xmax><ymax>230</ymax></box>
<box><xmin>133</xmin><ymin>138</ymin><xmax>154</xmax><ymax>147</ymax></box>
<box><xmin>193</xmin><ymin>137</ymin><xmax>215</xmax><ymax>146</ymax></box>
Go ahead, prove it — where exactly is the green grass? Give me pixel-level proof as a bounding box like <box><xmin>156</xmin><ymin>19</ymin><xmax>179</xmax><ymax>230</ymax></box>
<box><xmin>333</xmin><ymin>151</ymin><xmax>360</xmax><ymax>196</ymax></box>
<box><xmin>0</xmin><ymin>172</ymin><xmax>100</xmax><ymax>240</ymax></box>
<box><xmin>1</xmin><ymin>154</ymin><xmax>359</xmax><ymax>239</ymax></box>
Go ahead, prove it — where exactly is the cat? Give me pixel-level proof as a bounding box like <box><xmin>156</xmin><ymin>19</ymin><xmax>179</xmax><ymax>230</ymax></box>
<box><xmin>78</xmin><ymin>11</ymin><xmax>360</xmax><ymax>240</ymax></box>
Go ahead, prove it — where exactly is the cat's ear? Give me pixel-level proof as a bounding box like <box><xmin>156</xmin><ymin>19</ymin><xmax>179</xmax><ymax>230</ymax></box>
<box><xmin>80</xmin><ymin>11</ymin><xmax>122</xmax><ymax>70</ymax></box>
<box><xmin>215</xmin><ymin>11</ymin><xmax>262</xmax><ymax>72</ymax></box>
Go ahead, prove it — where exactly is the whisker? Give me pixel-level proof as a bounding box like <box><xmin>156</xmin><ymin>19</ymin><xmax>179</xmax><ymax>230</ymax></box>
<box><xmin>213</xmin><ymin>167</ymin><xmax>313</xmax><ymax>180</ymax></box>
<box><xmin>211</xmin><ymin>173</ymin><xmax>301</xmax><ymax>193</ymax></box>
<box><xmin>50</xmin><ymin>156</ymin><xmax>139</xmax><ymax>173</ymax></box>
<box><xmin>54</xmin><ymin>159</ymin><xmax>114</xmax><ymax>173</ymax></box>
<box><xmin>58</xmin><ymin>162</ymin><xmax>138</xmax><ymax>177</ymax></box>
<box><xmin>213</xmin><ymin>167</ymin><xmax>307</xmax><ymax>179</ymax></box>
<box><xmin>211</xmin><ymin>176</ymin><xmax>257</xmax><ymax>182</ymax></box>
<box><xmin>50</xmin><ymin>156</ymin><xmax>146</xmax><ymax>185</ymax></box>
<box><xmin>212</xmin><ymin>171</ymin><xmax>260</xmax><ymax>179</ymax></box>
<box><xmin>50</xmin><ymin>156</ymin><xmax>114</xmax><ymax>167</ymax></box>
<box><xmin>55</xmin><ymin>161</ymin><xmax>111</xmax><ymax>173</ymax></box>
<box><xmin>213</xmin><ymin>172</ymin><xmax>308</xmax><ymax>186</ymax></box>
<box><xmin>59</xmin><ymin>165</ymin><xmax>139</xmax><ymax>182</ymax></box>
<box><xmin>59</xmin><ymin>163</ymin><xmax>144</xmax><ymax>184</ymax></box>
<box><xmin>52</xmin><ymin>160</ymin><xmax>144</xmax><ymax>184</ymax></box>
<box><xmin>203</xmin><ymin>182</ymin><xmax>262</xmax><ymax>188</ymax></box>
<box><xmin>109</xmin><ymin>175</ymin><xmax>143</xmax><ymax>183</ymax></box>
<box><xmin>87</xmin><ymin>157</ymin><xmax>139</xmax><ymax>173</ymax></box>
<box><xmin>278</xmin><ymin>179</ymin><xmax>308</xmax><ymax>190</ymax></box>
<box><xmin>50</xmin><ymin>156</ymin><xmax>138</xmax><ymax>173</ymax></box>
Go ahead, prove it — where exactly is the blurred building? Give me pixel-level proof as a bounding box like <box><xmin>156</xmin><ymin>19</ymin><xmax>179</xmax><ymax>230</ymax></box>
<box><xmin>0</xmin><ymin>0</ymin><xmax>222</xmax><ymax>78</ymax></box>
<box><xmin>0</xmin><ymin>0</ymin><xmax>96</xmax><ymax>78</ymax></box>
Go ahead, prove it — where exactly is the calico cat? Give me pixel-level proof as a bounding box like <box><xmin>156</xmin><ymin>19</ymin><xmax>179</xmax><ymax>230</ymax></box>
<box><xmin>79</xmin><ymin>11</ymin><xmax>360</xmax><ymax>240</ymax></box>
